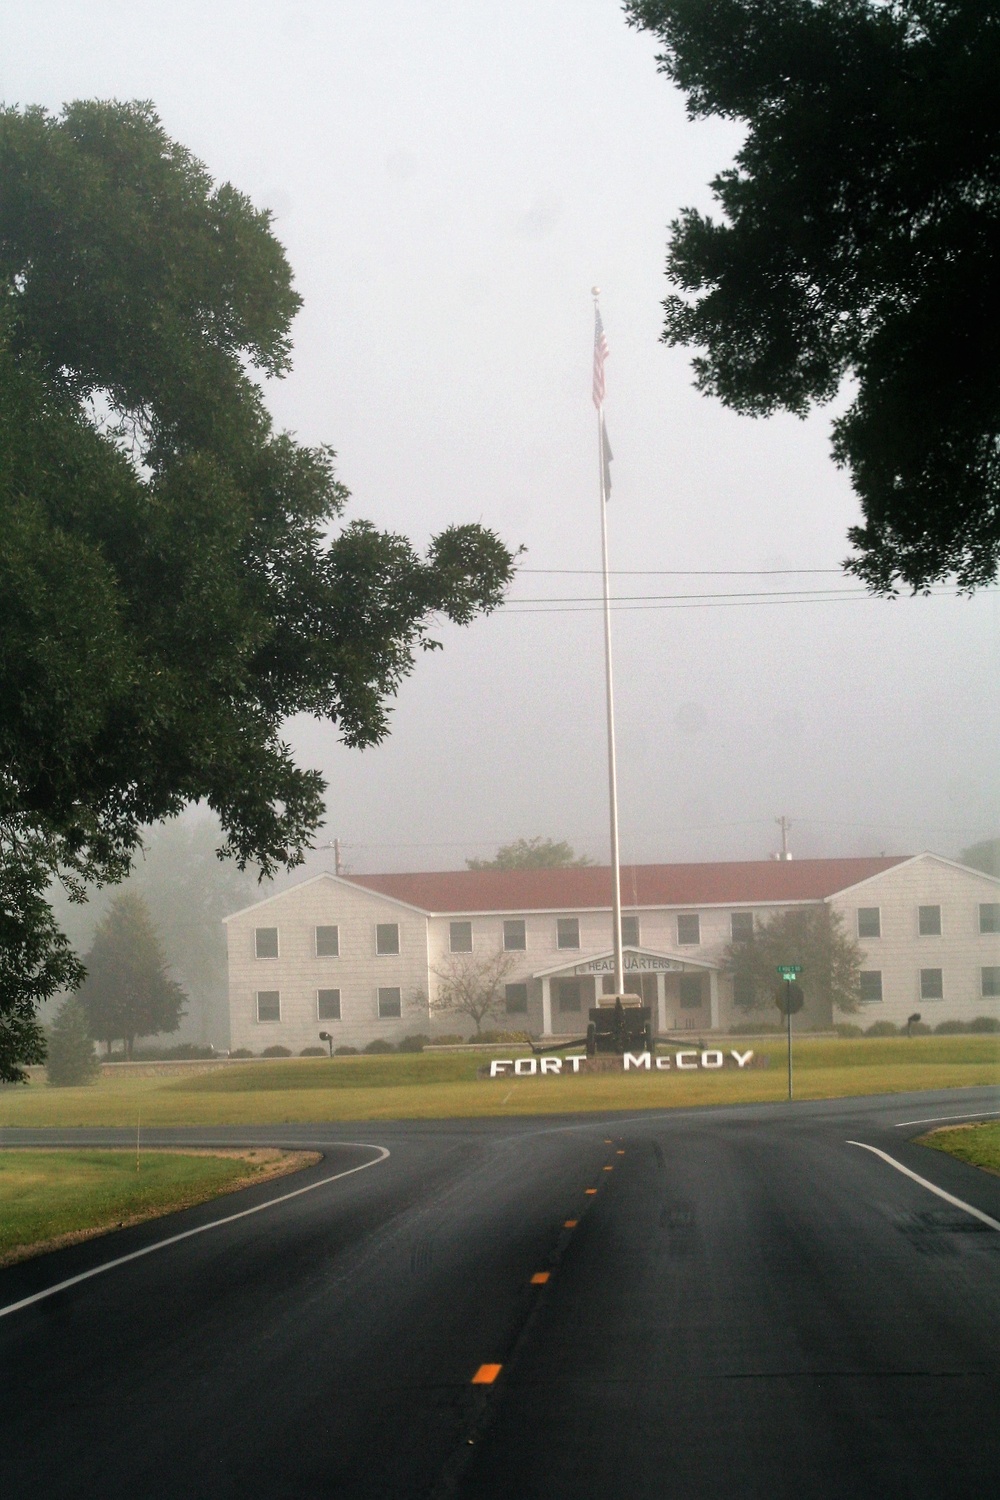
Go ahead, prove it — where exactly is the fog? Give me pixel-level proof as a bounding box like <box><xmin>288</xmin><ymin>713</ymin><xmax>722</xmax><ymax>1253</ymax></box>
<box><xmin>6</xmin><ymin>0</ymin><xmax>999</xmax><ymax>874</ymax></box>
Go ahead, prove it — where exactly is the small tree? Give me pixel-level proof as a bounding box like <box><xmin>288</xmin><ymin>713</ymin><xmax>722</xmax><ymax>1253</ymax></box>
<box><xmin>430</xmin><ymin>950</ymin><xmax>518</xmax><ymax>1035</ymax></box>
<box><xmin>467</xmin><ymin>838</ymin><xmax>592</xmax><ymax>871</ymax></box>
<box><xmin>724</xmin><ymin>906</ymin><xmax>863</xmax><ymax>1021</ymax></box>
<box><xmin>78</xmin><ymin>893</ymin><xmax>186</xmax><ymax>1057</ymax></box>
<box><xmin>46</xmin><ymin>997</ymin><xmax>100</xmax><ymax>1086</ymax></box>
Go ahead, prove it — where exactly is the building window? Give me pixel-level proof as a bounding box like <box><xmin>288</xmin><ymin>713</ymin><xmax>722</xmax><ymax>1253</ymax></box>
<box><xmin>376</xmin><ymin>923</ymin><xmax>400</xmax><ymax>955</ymax></box>
<box><xmin>317</xmin><ymin>989</ymin><xmax>341</xmax><ymax>1021</ymax></box>
<box><xmin>857</xmin><ymin>908</ymin><xmax>881</xmax><ymax>939</ymax></box>
<box><xmin>256</xmin><ymin>990</ymin><xmax>280</xmax><ymax>1022</ymax></box>
<box><xmin>859</xmin><ymin>970</ymin><xmax>883</xmax><ymax>1003</ymax></box>
<box><xmin>505</xmin><ymin>983</ymin><xmax>529</xmax><ymax>1014</ymax></box>
<box><xmin>677</xmin><ymin>914</ymin><xmax>700</xmax><ymax>946</ymax></box>
<box><xmin>679</xmin><ymin>975</ymin><xmax>702</xmax><ymax>1009</ymax></box>
<box><xmin>377</xmin><ymin>986</ymin><xmax>402</xmax><ymax>1018</ymax></box>
<box><xmin>255</xmin><ymin>927</ymin><xmax>278</xmax><ymax>959</ymax></box>
<box><xmin>982</xmin><ymin>967</ymin><xmax>1000</xmax><ymax>998</ymax></box>
<box><xmin>449</xmin><ymin>920</ymin><xmax>473</xmax><ymax>953</ymax></box>
<box><xmin>315</xmin><ymin>925</ymin><xmax>339</xmax><ymax>957</ymax></box>
<box><xmin>557</xmin><ymin>918</ymin><xmax>580</xmax><ymax>950</ymax></box>
<box><xmin>920</xmin><ymin>968</ymin><xmax>944</xmax><ymax>1000</ymax></box>
<box><xmin>980</xmin><ymin>903</ymin><xmax>1000</xmax><ymax>934</ymax></box>
<box><xmin>557</xmin><ymin>979</ymin><xmax>582</xmax><ymax>1012</ymax></box>
<box><xmin>621</xmin><ymin>914</ymin><xmax>639</xmax><ymax>947</ymax></box>
<box><xmin>731</xmin><ymin>912</ymin><xmax>754</xmax><ymax>942</ymax></box>
<box><xmin>918</xmin><ymin>905</ymin><xmax>941</xmax><ymax>936</ymax></box>
<box><xmin>732</xmin><ymin>974</ymin><xmax>754</xmax><ymax>1008</ymax></box>
<box><xmin>503</xmin><ymin>919</ymin><xmax>526</xmax><ymax>951</ymax></box>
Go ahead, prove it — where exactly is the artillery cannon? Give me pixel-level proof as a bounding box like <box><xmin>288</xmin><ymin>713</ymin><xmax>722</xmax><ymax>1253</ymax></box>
<box><xmin>586</xmin><ymin>996</ymin><xmax>655</xmax><ymax>1057</ymax></box>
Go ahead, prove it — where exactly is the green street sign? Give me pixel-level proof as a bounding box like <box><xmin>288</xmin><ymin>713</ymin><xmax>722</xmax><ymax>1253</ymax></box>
<box><xmin>777</xmin><ymin>965</ymin><xmax>802</xmax><ymax>979</ymax></box>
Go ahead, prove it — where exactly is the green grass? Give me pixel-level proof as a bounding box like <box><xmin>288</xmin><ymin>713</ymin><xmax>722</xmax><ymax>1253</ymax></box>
<box><xmin>917</xmin><ymin>1120</ymin><xmax>1000</xmax><ymax>1176</ymax></box>
<box><xmin>0</xmin><ymin>1036</ymin><xmax>996</xmax><ymax>1126</ymax></box>
<box><xmin>0</xmin><ymin>1149</ymin><xmax>313</xmax><ymax>1266</ymax></box>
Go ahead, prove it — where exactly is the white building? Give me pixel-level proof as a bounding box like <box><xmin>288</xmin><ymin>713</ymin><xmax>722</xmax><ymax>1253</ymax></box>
<box><xmin>223</xmin><ymin>854</ymin><xmax>1000</xmax><ymax>1052</ymax></box>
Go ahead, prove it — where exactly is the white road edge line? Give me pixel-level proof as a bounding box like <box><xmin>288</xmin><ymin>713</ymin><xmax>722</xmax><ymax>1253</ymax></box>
<box><xmin>893</xmin><ymin>1109</ymin><xmax>1000</xmax><ymax>1128</ymax></box>
<box><xmin>0</xmin><ymin>1143</ymin><xmax>390</xmax><ymax>1322</ymax></box>
<box><xmin>846</xmin><ymin>1141</ymin><xmax>1000</xmax><ymax>1232</ymax></box>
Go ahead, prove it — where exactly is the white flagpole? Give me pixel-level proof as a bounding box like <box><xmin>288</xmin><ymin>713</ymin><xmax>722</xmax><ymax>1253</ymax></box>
<box><xmin>593</xmin><ymin>289</ymin><xmax>624</xmax><ymax>996</ymax></box>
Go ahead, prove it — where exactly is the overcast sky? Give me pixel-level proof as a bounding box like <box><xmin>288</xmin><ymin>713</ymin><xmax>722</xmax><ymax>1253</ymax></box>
<box><xmin>6</xmin><ymin>0</ymin><xmax>999</xmax><ymax>875</ymax></box>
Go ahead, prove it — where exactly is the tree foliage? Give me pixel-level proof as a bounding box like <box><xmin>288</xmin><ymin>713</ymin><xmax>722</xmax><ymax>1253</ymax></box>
<box><xmin>429</xmin><ymin>949</ymin><xmax>518</xmax><ymax>1034</ymax></box>
<box><xmin>45</xmin><ymin>996</ymin><xmax>100</xmax><ymax>1086</ymax></box>
<box><xmin>958</xmin><ymin>836</ymin><xmax>1000</xmax><ymax>879</ymax></box>
<box><xmin>625</xmin><ymin>0</ymin><xmax>1000</xmax><ymax>591</ymax></box>
<box><xmin>0</xmin><ymin>100</ymin><xmax>516</xmax><ymax>1071</ymax></box>
<box><xmin>724</xmin><ymin>905</ymin><xmax>863</xmax><ymax>1017</ymax></box>
<box><xmin>77</xmin><ymin>892</ymin><xmax>186</xmax><ymax>1057</ymax></box>
<box><xmin>467</xmin><ymin>837</ymin><xmax>592</xmax><ymax>871</ymax></box>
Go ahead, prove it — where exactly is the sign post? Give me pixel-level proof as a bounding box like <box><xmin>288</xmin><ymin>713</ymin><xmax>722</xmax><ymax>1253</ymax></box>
<box><xmin>775</xmin><ymin>965</ymin><xmax>803</xmax><ymax>1101</ymax></box>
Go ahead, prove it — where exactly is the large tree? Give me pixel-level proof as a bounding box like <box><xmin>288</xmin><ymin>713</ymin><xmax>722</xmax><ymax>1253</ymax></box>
<box><xmin>0</xmin><ymin>101</ymin><xmax>515</xmax><ymax>1080</ymax></box>
<box><xmin>77</xmin><ymin>893</ymin><xmax>186</xmax><ymax>1057</ymax></box>
<box><xmin>467</xmin><ymin>837</ymin><xmax>592</xmax><ymax>871</ymax></box>
<box><xmin>724</xmin><ymin>905</ymin><xmax>863</xmax><ymax>1021</ymax></box>
<box><xmin>625</xmin><ymin>0</ymin><xmax>1000</xmax><ymax>592</ymax></box>
<box><xmin>958</xmin><ymin>836</ymin><xmax>1000</xmax><ymax>879</ymax></box>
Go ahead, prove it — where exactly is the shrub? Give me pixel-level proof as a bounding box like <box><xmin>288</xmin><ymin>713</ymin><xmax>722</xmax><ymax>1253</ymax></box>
<box><xmin>363</xmin><ymin>1038</ymin><xmax>395</xmax><ymax>1054</ymax></box>
<box><xmin>45</xmin><ymin>998</ymin><xmax>100</xmax><ymax>1086</ymax></box>
<box><xmin>834</xmin><ymin>1023</ymin><xmax>864</xmax><ymax>1038</ymax></box>
<box><xmin>300</xmin><ymin>1046</ymin><xmax>327</xmax><ymax>1056</ymax></box>
<box><xmin>933</xmin><ymin>1019</ymin><xmax>969</xmax><ymax>1034</ymax></box>
<box><xmin>477</xmin><ymin>1029</ymin><xmax>532</xmax><ymax>1044</ymax></box>
<box><xmin>907</xmin><ymin>1021</ymin><xmax>932</xmax><ymax>1036</ymax></box>
<box><xmin>229</xmin><ymin>1047</ymin><xmax>255</xmax><ymax>1058</ymax></box>
<box><xmin>334</xmin><ymin>1045</ymin><xmax>359</xmax><ymax>1056</ymax></box>
<box><xmin>969</xmin><ymin>1016</ymin><xmax>1000</xmax><ymax>1033</ymax></box>
<box><xmin>261</xmin><ymin>1044</ymin><xmax>292</xmax><ymax>1057</ymax></box>
<box><xmin>398</xmin><ymin>1034</ymin><xmax>429</xmax><ymax>1053</ymax></box>
<box><xmin>427</xmin><ymin>1033</ymin><xmax>465</xmax><ymax>1046</ymax></box>
<box><xmin>865</xmin><ymin>1021</ymin><xmax>899</xmax><ymax>1037</ymax></box>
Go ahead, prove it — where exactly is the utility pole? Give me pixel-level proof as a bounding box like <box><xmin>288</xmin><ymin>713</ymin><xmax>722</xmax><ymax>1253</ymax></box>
<box><xmin>775</xmin><ymin>815</ymin><xmax>793</xmax><ymax>861</ymax></box>
<box><xmin>334</xmin><ymin>838</ymin><xmax>343</xmax><ymax>877</ymax></box>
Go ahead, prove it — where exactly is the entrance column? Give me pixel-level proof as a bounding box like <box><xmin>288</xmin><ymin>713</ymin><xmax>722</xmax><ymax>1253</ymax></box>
<box><xmin>656</xmin><ymin>974</ymin><xmax>668</xmax><ymax>1035</ymax></box>
<box><xmin>541</xmin><ymin>976</ymin><xmax>553</xmax><ymax>1037</ymax></box>
<box><xmin>708</xmin><ymin>969</ymin><xmax>720</xmax><ymax>1030</ymax></box>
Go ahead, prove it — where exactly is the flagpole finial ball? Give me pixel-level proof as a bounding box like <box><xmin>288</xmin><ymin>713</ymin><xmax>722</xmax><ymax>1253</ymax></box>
<box><xmin>591</xmin><ymin>286</ymin><xmax>600</xmax><ymax>297</ymax></box>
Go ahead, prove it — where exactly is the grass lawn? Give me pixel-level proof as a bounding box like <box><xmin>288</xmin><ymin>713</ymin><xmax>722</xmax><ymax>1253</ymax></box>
<box><xmin>0</xmin><ymin>1036</ymin><xmax>996</xmax><ymax>1126</ymax></box>
<box><xmin>0</xmin><ymin>1148</ymin><xmax>319</xmax><ymax>1267</ymax></box>
<box><xmin>916</xmin><ymin>1120</ymin><xmax>1000</xmax><ymax>1177</ymax></box>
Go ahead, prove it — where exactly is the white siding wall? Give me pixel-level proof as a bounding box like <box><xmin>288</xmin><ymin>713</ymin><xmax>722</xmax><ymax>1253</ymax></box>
<box><xmin>829</xmin><ymin>857</ymin><xmax>1000</xmax><ymax>1026</ymax></box>
<box><xmin>226</xmin><ymin>876</ymin><xmax>430</xmax><ymax>1053</ymax></box>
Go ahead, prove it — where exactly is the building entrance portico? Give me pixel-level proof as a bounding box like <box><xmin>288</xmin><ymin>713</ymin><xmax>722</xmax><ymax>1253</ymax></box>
<box><xmin>534</xmin><ymin>947</ymin><xmax>720</xmax><ymax>1037</ymax></box>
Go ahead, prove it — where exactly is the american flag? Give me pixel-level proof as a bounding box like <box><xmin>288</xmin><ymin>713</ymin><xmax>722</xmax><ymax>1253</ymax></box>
<box><xmin>592</xmin><ymin>305</ymin><xmax>609</xmax><ymax>409</ymax></box>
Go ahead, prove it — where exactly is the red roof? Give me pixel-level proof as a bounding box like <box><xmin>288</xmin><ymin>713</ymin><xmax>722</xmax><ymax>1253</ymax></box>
<box><xmin>345</xmin><ymin>858</ymin><xmax>908</xmax><ymax>914</ymax></box>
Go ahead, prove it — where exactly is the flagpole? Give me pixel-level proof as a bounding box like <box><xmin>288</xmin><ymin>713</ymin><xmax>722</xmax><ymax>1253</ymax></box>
<box><xmin>592</xmin><ymin>288</ymin><xmax>624</xmax><ymax>996</ymax></box>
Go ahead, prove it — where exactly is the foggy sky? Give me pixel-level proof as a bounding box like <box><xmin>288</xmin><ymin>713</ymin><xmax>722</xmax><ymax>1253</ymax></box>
<box><xmin>6</xmin><ymin>0</ymin><xmax>999</xmax><ymax>876</ymax></box>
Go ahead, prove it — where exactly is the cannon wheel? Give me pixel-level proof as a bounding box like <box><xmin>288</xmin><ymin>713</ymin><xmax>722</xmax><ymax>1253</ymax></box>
<box><xmin>586</xmin><ymin>1022</ymin><xmax>597</xmax><ymax>1058</ymax></box>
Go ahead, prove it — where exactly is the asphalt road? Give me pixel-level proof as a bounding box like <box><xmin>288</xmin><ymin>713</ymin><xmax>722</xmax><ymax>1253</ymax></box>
<box><xmin>2</xmin><ymin>1086</ymin><xmax>999</xmax><ymax>1499</ymax></box>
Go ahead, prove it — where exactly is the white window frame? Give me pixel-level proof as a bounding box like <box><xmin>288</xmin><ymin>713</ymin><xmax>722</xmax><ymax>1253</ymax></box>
<box><xmin>449</xmin><ymin>920</ymin><xmax>473</xmax><ymax>954</ymax></box>
<box><xmin>255</xmin><ymin>926</ymin><xmax>279</xmax><ymax>959</ymax></box>
<box><xmin>677</xmin><ymin>913</ymin><xmax>701</xmax><ymax>946</ymax></box>
<box><xmin>503</xmin><ymin>919</ymin><xmax>526</xmax><ymax>951</ymax></box>
<box><xmin>377</xmin><ymin>986</ymin><xmax>402</xmax><ymax>1019</ymax></box>
<box><xmin>859</xmin><ymin>970</ymin><xmax>883</xmax><ymax>1003</ymax></box>
<box><xmin>621</xmin><ymin>914</ymin><xmax>640</xmax><ymax>948</ymax></box>
<box><xmin>979</xmin><ymin>903</ymin><xmax>1000</xmax><ymax>935</ymax></box>
<box><xmin>556</xmin><ymin>917</ymin><xmax>580</xmax><ymax>950</ymax></box>
<box><xmin>857</xmin><ymin>907</ymin><xmax>881</xmax><ymax>940</ymax></box>
<box><xmin>504</xmin><ymin>982</ymin><xmax>529</xmax><ymax>1015</ymax></box>
<box><xmin>730</xmin><ymin>912</ymin><xmax>754</xmax><ymax>942</ymax></box>
<box><xmin>256</xmin><ymin>989</ymin><xmax>281</xmax><ymax>1022</ymax></box>
<box><xmin>315</xmin><ymin>925</ymin><xmax>340</xmax><ymax>958</ymax></box>
<box><xmin>919</xmin><ymin>967</ymin><xmax>944</xmax><ymax>1001</ymax></box>
<box><xmin>375</xmin><ymin>923</ymin><xmax>400</xmax><ymax>956</ymax></box>
<box><xmin>981</xmin><ymin>967</ymin><xmax>1000</xmax><ymax>998</ymax></box>
<box><xmin>316</xmin><ymin>988</ymin><xmax>342</xmax><ymax>1021</ymax></box>
<box><xmin>918</xmin><ymin>905</ymin><xmax>942</xmax><ymax>937</ymax></box>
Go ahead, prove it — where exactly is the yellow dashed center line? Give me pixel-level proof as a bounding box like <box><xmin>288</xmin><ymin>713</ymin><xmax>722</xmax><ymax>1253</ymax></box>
<box><xmin>585</xmin><ymin>1188</ymin><xmax>598</xmax><ymax>1195</ymax></box>
<box><xmin>603</xmin><ymin>1165</ymin><xmax>613</xmax><ymax>1172</ymax></box>
<box><xmin>564</xmin><ymin>1219</ymin><xmax>578</xmax><ymax>1228</ymax></box>
<box><xmin>472</xmin><ymin>1363</ymin><xmax>502</xmax><ymax>1385</ymax></box>
<box><xmin>530</xmin><ymin>1271</ymin><xmax>550</xmax><ymax>1285</ymax></box>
